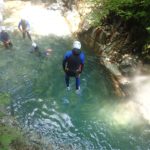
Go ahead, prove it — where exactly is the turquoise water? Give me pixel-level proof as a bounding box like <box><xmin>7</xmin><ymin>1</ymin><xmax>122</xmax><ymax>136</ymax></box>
<box><xmin>0</xmin><ymin>32</ymin><xmax>150</xmax><ymax>150</ymax></box>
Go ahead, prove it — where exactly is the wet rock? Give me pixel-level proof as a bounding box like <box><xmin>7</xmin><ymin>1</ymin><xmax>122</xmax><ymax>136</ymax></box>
<box><xmin>119</xmin><ymin>54</ymin><xmax>137</xmax><ymax>76</ymax></box>
<box><xmin>98</xmin><ymin>31</ymin><xmax>107</xmax><ymax>45</ymax></box>
<box><xmin>79</xmin><ymin>12</ymin><xmax>148</xmax><ymax>97</ymax></box>
<box><xmin>0</xmin><ymin>116</ymin><xmax>19</xmax><ymax>128</ymax></box>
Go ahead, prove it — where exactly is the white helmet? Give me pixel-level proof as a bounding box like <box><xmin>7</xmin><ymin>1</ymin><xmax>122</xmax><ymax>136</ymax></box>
<box><xmin>73</xmin><ymin>41</ymin><xmax>81</xmax><ymax>49</ymax></box>
<box><xmin>32</xmin><ymin>42</ymin><xmax>37</xmax><ymax>47</ymax></box>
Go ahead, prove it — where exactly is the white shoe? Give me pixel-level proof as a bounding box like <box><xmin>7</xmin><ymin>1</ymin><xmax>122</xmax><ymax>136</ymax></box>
<box><xmin>76</xmin><ymin>87</ymin><xmax>80</xmax><ymax>94</ymax></box>
<box><xmin>67</xmin><ymin>86</ymin><xmax>71</xmax><ymax>91</ymax></box>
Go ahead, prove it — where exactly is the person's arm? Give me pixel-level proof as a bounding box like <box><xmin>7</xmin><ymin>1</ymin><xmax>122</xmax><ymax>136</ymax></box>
<box><xmin>62</xmin><ymin>51</ymin><xmax>72</xmax><ymax>71</ymax></box>
<box><xmin>79</xmin><ymin>52</ymin><xmax>85</xmax><ymax>73</ymax></box>
<box><xmin>18</xmin><ymin>21</ymin><xmax>22</xmax><ymax>31</ymax></box>
<box><xmin>62</xmin><ymin>58</ymin><xmax>67</xmax><ymax>71</ymax></box>
<box><xmin>63</xmin><ymin>53</ymin><xmax>68</xmax><ymax>71</ymax></box>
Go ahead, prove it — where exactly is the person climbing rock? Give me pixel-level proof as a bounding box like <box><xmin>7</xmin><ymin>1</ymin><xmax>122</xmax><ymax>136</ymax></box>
<box><xmin>18</xmin><ymin>18</ymin><xmax>32</xmax><ymax>41</ymax></box>
<box><xmin>0</xmin><ymin>26</ymin><xmax>13</xmax><ymax>48</ymax></box>
<box><xmin>62</xmin><ymin>40</ymin><xmax>85</xmax><ymax>94</ymax></box>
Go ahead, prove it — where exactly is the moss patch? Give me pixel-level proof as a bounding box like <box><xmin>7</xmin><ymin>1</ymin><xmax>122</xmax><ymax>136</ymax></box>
<box><xmin>0</xmin><ymin>123</ymin><xmax>40</xmax><ymax>150</ymax></box>
<box><xmin>0</xmin><ymin>125</ymin><xmax>22</xmax><ymax>150</ymax></box>
<box><xmin>0</xmin><ymin>93</ymin><xmax>11</xmax><ymax>106</ymax></box>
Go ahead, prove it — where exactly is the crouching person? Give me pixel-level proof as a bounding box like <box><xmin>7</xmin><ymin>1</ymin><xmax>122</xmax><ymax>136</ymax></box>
<box><xmin>0</xmin><ymin>26</ymin><xmax>13</xmax><ymax>48</ymax></box>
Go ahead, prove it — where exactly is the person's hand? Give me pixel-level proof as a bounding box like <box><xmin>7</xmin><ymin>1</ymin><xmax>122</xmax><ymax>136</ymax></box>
<box><xmin>76</xmin><ymin>68</ymin><xmax>81</xmax><ymax>74</ymax></box>
<box><xmin>65</xmin><ymin>68</ymin><xmax>69</xmax><ymax>72</ymax></box>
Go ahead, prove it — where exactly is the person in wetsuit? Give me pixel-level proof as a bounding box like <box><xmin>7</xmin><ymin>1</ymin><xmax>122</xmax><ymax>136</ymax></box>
<box><xmin>0</xmin><ymin>26</ymin><xmax>13</xmax><ymax>48</ymax></box>
<box><xmin>18</xmin><ymin>19</ymin><xmax>32</xmax><ymax>40</ymax></box>
<box><xmin>63</xmin><ymin>41</ymin><xmax>85</xmax><ymax>93</ymax></box>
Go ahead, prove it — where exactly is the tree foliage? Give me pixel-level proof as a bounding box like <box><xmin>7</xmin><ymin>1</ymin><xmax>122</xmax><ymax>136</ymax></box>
<box><xmin>87</xmin><ymin>0</ymin><xmax>150</xmax><ymax>28</ymax></box>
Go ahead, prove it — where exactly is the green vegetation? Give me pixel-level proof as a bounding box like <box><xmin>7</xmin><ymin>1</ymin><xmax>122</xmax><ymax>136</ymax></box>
<box><xmin>0</xmin><ymin>93</ymin><xmax>28</xmax><ymax>150</ymax></box>
<box><xmin>0</xmin><ymin>126</ymin><xmax>22</xmax><ymax>150</ymax></box>
<box><xmin>0</xmin><ymin>93</ymin><xmax>19</xmax><ymax>150</ymax></box>
<box><xmin>85</xmin><ymin>0</ymin><xmax>150</xmax><ymax>62</ymax></box>
<box><xmin>87</xmin><ymin>0</ymin><xmax>150</xmax><ymax>28</ymax></box>
<box><xmin>0</xmin><ymin>93</ymin><xmax>11</xmax><ymax>118</ymax></box>
<box><xmin>0</xmin><ymin>93</ymin><xmax>11</xmax><ymax>106</ymax></box>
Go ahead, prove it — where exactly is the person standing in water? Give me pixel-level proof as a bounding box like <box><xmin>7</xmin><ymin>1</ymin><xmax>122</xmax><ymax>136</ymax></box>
<box><xmin>62</xmin><ymin>41</ymin><xmax>85</xmax><ymax>94</ymax></box>
<box><xmin>18</xmin><ymin>18</ymin><xmax>32</xmax><ymax>40</ymax></box>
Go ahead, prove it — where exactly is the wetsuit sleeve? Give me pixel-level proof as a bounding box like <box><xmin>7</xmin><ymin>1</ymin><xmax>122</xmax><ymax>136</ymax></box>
<box><xmin>80</xmin><ymin>52</ymin><xmax>85</xmax><ymax>72</ymax></box>
<box><xmin>62</xmin><ymin>51</ymin><xmax>72</xmax><ymax>71</ymax></box>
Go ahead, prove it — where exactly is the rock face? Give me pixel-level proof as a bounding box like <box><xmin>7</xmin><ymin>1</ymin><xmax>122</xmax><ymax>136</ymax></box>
<box><xmin>78</xmin><ymin>14</ymin><xmax>148</xmax><ymax>96</ymax></box>
<box><xmin>57</xmin><ymin>0</ymin><xmax>149</xmax><ymax>97</ymax></box>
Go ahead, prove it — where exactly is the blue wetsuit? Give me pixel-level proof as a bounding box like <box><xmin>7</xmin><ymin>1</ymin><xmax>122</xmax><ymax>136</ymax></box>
<box><xmin>63</xmin><ymin>48</ymin><xmax>85</xmax><ymax>90</ymax></box>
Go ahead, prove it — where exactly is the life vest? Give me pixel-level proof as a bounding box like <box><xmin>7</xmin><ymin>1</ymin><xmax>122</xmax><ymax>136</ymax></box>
<box><xmin>66</xmin><ymin>51</ymin><xmax>82</xmax><ymax>73</ymax></box>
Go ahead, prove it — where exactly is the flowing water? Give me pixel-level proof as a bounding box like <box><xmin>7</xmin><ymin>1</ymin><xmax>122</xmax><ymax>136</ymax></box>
<box><xmin>1</xmin><ymin>3</ymin><xmax>150</xmax><ymax>149</ymax></box>
<box><xmin>0</xmin><ymin>32</ymin><xmax>150</xmax><ymax>150</ymax></box>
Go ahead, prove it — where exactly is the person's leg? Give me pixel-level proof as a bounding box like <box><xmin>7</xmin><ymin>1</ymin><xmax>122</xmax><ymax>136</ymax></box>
<box><xmin>65</xmin><ymin>73</ymin><xmax>70</xmax><ymax>88</ymax></box>
<box><xmin>26</xmin><ymin>31</ymin><xmax>32</xmax><ymax>41</ymax></box>
<box><xmin>22</xmin><ymin>31</ymin><xmax>26</xmax><ymax>39</ymax></box>
<box><xmin>75</xmin><ymin>76</ymin><xmax>80</xmax><ymax>90</ymax></box>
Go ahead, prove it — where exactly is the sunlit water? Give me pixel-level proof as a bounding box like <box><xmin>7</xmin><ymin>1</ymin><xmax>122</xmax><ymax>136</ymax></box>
<box><xmin>1</xmin><ymin>3</ymin><xmax>150</xmax><ymax>149</ymax></box>
<box><xmin>0</xmin><ymin>32</ymin><xmax>150</xmax><ymax>150</ymax></box>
